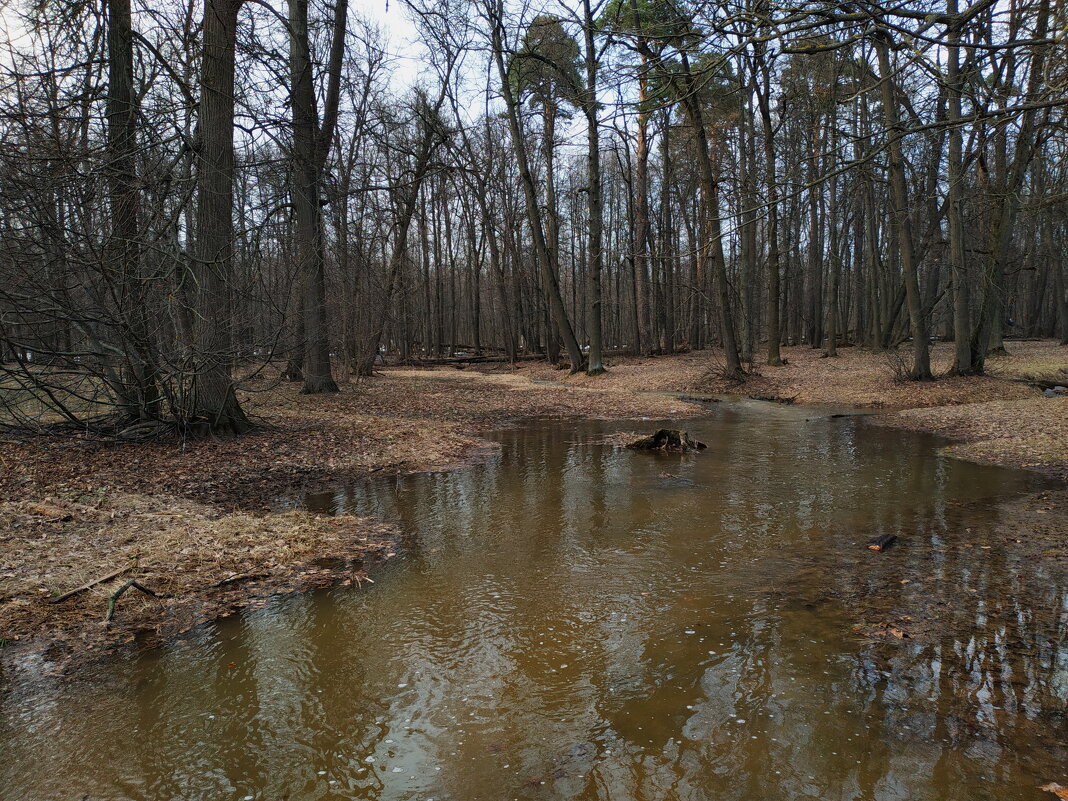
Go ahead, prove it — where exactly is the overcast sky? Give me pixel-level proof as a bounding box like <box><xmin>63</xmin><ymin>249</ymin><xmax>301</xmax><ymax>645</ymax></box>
<box><xmin>357</xmin><ymin>0</ymin><xmax>427</xmax><ymax>86</ymax></box>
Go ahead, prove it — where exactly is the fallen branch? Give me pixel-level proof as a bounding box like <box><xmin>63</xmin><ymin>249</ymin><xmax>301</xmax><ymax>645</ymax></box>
<box><xmin>105</xmin><ymin>579</ymin><xmax>173</xmax><ymax>621</ymax></box>
<box><xmin>51</xmin><ymin>565</ymin><xmax>133</xmax><ymax>604</ymax></box>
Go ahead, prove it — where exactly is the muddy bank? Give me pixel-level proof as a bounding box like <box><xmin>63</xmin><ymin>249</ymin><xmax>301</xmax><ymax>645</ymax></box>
<box><xmin>0</xmin><ymin>371</ymin><xmax>696</xmax><ymax>664</ymax></box>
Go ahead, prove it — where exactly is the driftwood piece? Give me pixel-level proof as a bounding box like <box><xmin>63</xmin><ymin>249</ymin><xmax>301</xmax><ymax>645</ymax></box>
<box><xmin>104</xmin><ymin>579</ymin><xmax>173</xmax><ymax>621</ymax></box>
<box><xmin>867</xmin><ymin>534</ymin><xmax>897</xmax><ymax>552</ymax></box>
<box><xmin>627</xmin><ymin>429</ymin><xmax>706</xmax><ymax>452</ymax></box>
<box><xmin>50</xmin><ymin>565</ymin><xmax>133</xmax><ymax>604</ymax></box>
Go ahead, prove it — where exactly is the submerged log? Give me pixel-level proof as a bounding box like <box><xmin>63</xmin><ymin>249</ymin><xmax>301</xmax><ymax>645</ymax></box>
<box><xmin>867</xmin><ymin>533</ymin><xmax>897</xmax><ymax>552</ymax></box>
<box><xmin>627</xmin><ymin>429</ymin><xmax>706</xmax><ymax>452</ymax></box>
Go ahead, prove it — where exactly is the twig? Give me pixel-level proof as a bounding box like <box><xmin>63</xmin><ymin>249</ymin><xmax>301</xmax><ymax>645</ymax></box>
<box><xmin>50</xmin><ymin>565</ymin><xmax>133</xmax><ymax>604</ymax></box>
<box><xmin>209</xmin><ymin>572</ymin><xmax>267</xmax><ymax>589</ymax></box>
<box><xmin>105</xmin><ymin>579</ymin><xmax>173</xmax><ymax>621</ymax></box>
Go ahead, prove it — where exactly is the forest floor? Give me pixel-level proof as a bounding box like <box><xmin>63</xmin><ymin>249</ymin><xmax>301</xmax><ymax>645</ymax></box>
<box><xmin>1</xmin><ymin>339</ymin><xmax>1065</xmax><ymax>668</ymax></box>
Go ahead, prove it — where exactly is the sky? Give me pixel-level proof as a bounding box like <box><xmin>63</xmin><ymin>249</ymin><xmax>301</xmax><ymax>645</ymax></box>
<box><xmin>355</xmin><ymin>0</ymin><xmax>426</xmax><ymax>86</ymax></box>
<box><xmin>0</xmin><ymin>1</ymin><xmax>425</xmax><ymax>78</ymax></box>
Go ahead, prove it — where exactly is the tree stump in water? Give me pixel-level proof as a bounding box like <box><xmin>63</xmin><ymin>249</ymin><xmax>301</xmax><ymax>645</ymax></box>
<box><xmin>867</xmin><ymin>533</ymin><xmax>897</xmax><ymax>552</ymax></box>
<box><xmin>626</xmin><ymin>429</ymin><xmax>706</xmax><ymax>452</ymax></box>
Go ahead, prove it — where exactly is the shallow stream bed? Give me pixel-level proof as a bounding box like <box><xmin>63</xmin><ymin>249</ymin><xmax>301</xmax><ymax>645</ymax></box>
<box><xmin>2</xmin><ymin>402</ymin><xmax>1066</xmax><ymax>800</ymax></box>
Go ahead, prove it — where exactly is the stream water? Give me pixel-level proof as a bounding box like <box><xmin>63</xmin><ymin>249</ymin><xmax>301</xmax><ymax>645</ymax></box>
<box><xmin>2</xmin><ymin>401</ymin><xmax>1066</xmax><ymax>801</ymax></box>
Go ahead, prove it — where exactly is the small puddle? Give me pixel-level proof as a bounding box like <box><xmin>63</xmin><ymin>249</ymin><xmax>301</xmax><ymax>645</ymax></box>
<box><xmin>2</xmin><ymin>405</ymin><xmax>1066</xmax><ymax>800</ymax></box>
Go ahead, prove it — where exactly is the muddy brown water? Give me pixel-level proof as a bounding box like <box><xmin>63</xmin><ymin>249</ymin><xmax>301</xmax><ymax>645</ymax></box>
<box><xmin>2</xmin><ymin>401</ymin><xmax>1067</xmax><ymax>801</ymax></box>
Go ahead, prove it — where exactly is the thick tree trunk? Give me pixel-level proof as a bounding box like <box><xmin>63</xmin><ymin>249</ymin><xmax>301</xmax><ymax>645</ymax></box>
<box><xmin>737</xmin><ymin>59</ymin><xmax>757</xmax><ymax>363</ymax></box>
<box><xmin>823</xmin><ymin>130</ymin><xmax>841</xmax><ymax>358</ymax></box>
<box><xmin>676</xmin><ymin>54</ymin><xmax>742</xmax><ymax>378</ymax></box>
<box><xmin>290</xmin><ymin>0</ymin><xmax>345</xmax><ymax>394</ymax></box>
<box><xmin>191</xmin><ymin>0</ymin><xmax>250</xmax><ymax>433</ymax></box>
<box><xmin>755</xmin><ymin>43</ymin><xmax>783</xmax><ymax>367</ymax></box>
<box><xmin>633</xmin><ymin>66</ymin><xmax>653</xmax><ymax>355</ymax></box>
<box><xmin>659</xmin><ymin>110</ymin><xmax>676</xmax><ymax>354</ymax></box>
<box><xmin>542</xmin><ymin>104</ymin><xmax>563</xmax><ymax>366</ymax></box>
<box><xmin>106</xmin><ymin>0</ymin><xmax>160</xmax><ymax>420</ymax></box>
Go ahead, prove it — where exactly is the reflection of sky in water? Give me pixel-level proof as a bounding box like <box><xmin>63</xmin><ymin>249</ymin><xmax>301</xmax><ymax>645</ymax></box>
<box><xmin>2</xmin><ymin>405</ymin><xmax>1065</xmax><ymax>801</ymax></box>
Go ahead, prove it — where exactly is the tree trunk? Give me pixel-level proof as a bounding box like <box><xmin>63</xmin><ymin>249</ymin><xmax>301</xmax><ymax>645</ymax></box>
<box><xmin>874</xmin><ymin>32</ymin><xmax>932</xmax><ymax>380</ymax></box>
<box><xmin>191</xmin><ymin>0</ymin><xmax>250</xmax><ymax>433</ymax></box>
<box><xmin>583</xmin><ymin>0</ymin><xmax>605</xmax><ymax>375</ymax></box>
<box><xmin>488</xmin><ymin>8</ymin><xmax>584</xmax><ymax>372</ymax></box>
<box><xmin>945</xmin><ymin>0</ymin><xmax>973</xmax><ymax>374</ymax></box>
<box><xmin>542</xmin><ymin>103</ymin><xmax>563</xmax><ymax>365</ymax></box>
<box><xmin>633</xmin><ymin>62</ymin><xmax>653</xmax><ymax>355</ymax></box>
<box><xmin>755</xmin><ymin>39</ymin><xmax>783</xmax><ymax>367</ymax></box>
<box><xmin>106</xmin><ymin>0</ymin><xmax>160</xmax><ymax>420</ymax></box>
<box><xmin>290</xmin><ymin>0</ymin><xmax>344</xmax><ymax>394</ymax></box>
<box><xmin>675</xmin><ymin>53</ymin><xmax>742</xmax><ymax>378</ymax></box>
<box><xmin>968</xmin><ymin>0</ymin><xmax>1051</xmax><ymax>372</ymax></box>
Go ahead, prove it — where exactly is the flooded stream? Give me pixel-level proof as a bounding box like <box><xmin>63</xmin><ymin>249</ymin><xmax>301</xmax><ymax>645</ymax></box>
<box><xmin>2</xmin><ymin>402</ymin><xmax>1066</xmax><ymax>800</ymax></box>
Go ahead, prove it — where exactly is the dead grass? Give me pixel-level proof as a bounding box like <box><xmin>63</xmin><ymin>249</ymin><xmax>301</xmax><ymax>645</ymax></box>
<box><xmin>502</xmin><ymin>340</ymin><xmax>1066</xmax><ymax>410</ymax></box>
<box><xmin>0</xmin><ymin>491</ymin><xmax>397</xmax><ymax>662</ymax></box>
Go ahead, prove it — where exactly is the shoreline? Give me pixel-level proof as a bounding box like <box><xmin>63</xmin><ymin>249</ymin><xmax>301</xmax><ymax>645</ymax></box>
<box><xmin>0</xmin><ymin>369</ymin><xmax>699</xmax><ymax>670</ymax></box>
<box><xmin>2</xmin><ymin>342</ymin><xmax>1066</xmax><ymax>671</ymax></box>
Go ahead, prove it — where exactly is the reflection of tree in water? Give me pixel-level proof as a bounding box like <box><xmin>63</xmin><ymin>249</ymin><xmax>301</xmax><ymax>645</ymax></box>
<box><xmin>846</xmin><ymin>537</ymin><xmax>1067</xmax><ymax>799</ymax></box>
